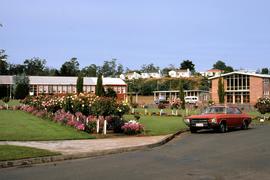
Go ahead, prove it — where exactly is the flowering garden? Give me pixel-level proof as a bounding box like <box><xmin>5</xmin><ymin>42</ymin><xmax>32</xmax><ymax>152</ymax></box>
<box><xmin>0</xmin><ymin>93</ymin><xmax>144</xmax><ymax>135</ymax></box>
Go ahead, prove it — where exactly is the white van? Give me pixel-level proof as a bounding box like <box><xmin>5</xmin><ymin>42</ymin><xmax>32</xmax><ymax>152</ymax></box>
<box><xmin>184</xmin><ymin>96</ymin><xmax>198</xmax><ymax>104</ymax></box>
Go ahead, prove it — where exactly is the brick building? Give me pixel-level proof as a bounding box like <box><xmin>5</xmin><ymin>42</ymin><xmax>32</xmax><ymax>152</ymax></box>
<box><xmin>209</xmin><ymin>72</ymin><xmax>270</xmax><ymax>105</ymax></box>
<box><xmin>0</xmin><ymin>76</ymin><xmax>127</xmax><ymax>100</ymax></box>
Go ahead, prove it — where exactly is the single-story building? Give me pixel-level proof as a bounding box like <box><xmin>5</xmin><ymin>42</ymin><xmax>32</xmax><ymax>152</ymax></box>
<box><xmin>153</xmin><ymin>90</ymin><xmax>210</xmax><ymax>103</ymax></box>
<box><xmin>0</xmin><ymin>75</ymin><xmax>127</xmax><ymax>99</ymax></box>
<box><xmin>209</xmin><ymin>71</ymin><xmax>270</xmax><ymax>105</ymax></box>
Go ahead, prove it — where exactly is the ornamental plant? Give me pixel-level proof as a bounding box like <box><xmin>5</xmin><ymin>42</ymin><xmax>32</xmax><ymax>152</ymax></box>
<box><xmin>255</xmin><ymin>97</ymin><xmax>270</xmax><ymax>114</ymax></box>
<box><xmin>121</xmin><ymin>120</ymin><xmax>144</xmax><ymax>135</ymax></box>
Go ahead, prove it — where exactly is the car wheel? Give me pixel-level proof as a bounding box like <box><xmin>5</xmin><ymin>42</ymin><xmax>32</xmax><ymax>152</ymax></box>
<box><xmin>190</xmin><ymin>128</ymin><xmax>197</xmax><ymax>133</ymax></box>
<box><xmin>241</xmin><ymin>120</ymin><xmax>249</xmax><ymax>130</ymax></box>
<box><xmin>219</xmin><ymin>122</ymin><xmax>227</xmax><ymax>133</ymax></box>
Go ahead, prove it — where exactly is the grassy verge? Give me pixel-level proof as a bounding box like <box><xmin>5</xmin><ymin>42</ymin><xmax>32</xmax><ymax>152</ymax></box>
<box><xmin>0</xmin><ymin>110</ymin><xmax>95</xmax><ymax>141</ymax></box>
<box><xmin>124</xmin><ymin>115</ymin><xmax>187</xmax><ymax>136</ymax></box>
<box><xmin>0</xmin><ymin>100</ymin><xmax>21</xmax><ymax>106</ymax></box>
<box><xmin>0</xmin><ymin>145</ymin><xmax>60</xmax><ymax>161</ymax></box>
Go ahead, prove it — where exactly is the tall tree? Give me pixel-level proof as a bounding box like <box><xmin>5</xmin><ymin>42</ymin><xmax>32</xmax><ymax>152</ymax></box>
<box><xmin>60</xmin><ymin>57</ymin><xmax>80</xmax><ymax>76</ymax></box>
<box><xmin>180</xmin><ymin>60</ymin><xmax>195</xmax><ymax>72</ymax></box>
<box><xmin>141</xmin><ymin>63</ymin><xmax>159</xmax><ymax>73</ymax></box>
<box><xmin>13</xmin><ymin>74</ymin><xmax>29</xmax><ymax>99</ymax></box>
<box><xmin>81</xmin><ymin>64</ymin><xmax>98</xmax><ymax>77</ymax></box>
<box><xmin>96</xmin><ymin>73</ymin><xmax>104</xmax><ymax>96</ymax></box>
<box><xmin>8</xmin><ymin>64</ymin><xmax>25</xmax><ymax>75</ymax></box>
<box><xmin>218</xmin><ymin>78</ymin><xmax>225</xmax><ymax>104</ymax></box>
<box><xmin>76</xmin><ymin>74</ymin><xmax>84</xmax><ymax>94</ymax></box>
<box><xmin>179</xmin><ymin>80</ymin><xmax>185</xmax><ymax>109</ymax></box>
<box><xmin>224</xmin><ymin>66</ymin><xmax>234</xmax><ymax>73</ymax></box>
<box><xmin>261</xmin><ymin>68</ymin><xmax>269</xmax><ymax>74</ymax></box>
<box><xmin>0</xmin><ymin>49</ymin><xmax>8</xmax><ymax>75</ymax></box>
<box><xmin>213</xmin><ymin>60</ymin><xmax>226</xmax><ymax>70</ymax></box>
<box><xmin>23</xmin><ymin>57</ymin><xmax>47</xmax><ymax>75</ymax></box>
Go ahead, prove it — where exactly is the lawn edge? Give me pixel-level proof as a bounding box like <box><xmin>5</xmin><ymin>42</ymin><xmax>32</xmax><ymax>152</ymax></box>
<box><xmin>0</xmin><ymin>128</ymin><xmax>189</xmax><ymax>169</ymax></box>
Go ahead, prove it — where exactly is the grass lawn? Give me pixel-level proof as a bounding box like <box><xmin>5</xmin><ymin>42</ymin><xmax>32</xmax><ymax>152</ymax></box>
<box><xmin>124</xmin><ymin>115</ymin><xmax>188</xmax><ymax>136</ymax></box>
<box><xmin>133</xmin><ymin>107</ymin><xmax>200</xmax><ymax>116</ymax></box>
<box><xmin>0</xmin><ymin>110</ymin><xmax>95</xmax><ymax>141</ymax></box>
<box><xmin>0</xmin><ymin>145</ymin><xmax>60</xmax><ymax>161</ymax></box>
<box><xmin>0</xmin><ymin>100</ymin><xmax>21</xmax><ymax>106</ymax></box>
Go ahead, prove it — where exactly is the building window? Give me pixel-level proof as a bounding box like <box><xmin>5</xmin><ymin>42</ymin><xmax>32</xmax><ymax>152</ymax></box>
<box><xmin>243</xmin><ymin>92</ymin><xmax>250</xmax><ymax>103</ymax></box>
<box><xmin>226</xmin><ymin>74</ymin><xmax>250</xmax><ymax>91</ymax></box>
<box><xmin>226</xmin><ymin>92</ymin><xmax>233</xmax><ymax>103</ymax></box>
<box><xmin>264</xmin><ymin>78</ymin><xmax>269</xmax><ymax>84</ymax></box>
<box><xmin>235</xmin><ymin>92</ymin><xmax>242</xmax><ymax>103</ymax></box>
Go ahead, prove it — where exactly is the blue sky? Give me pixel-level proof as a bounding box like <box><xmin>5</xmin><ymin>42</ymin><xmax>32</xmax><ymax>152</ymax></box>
<box><xmin>1</xmin><ymin>0</ymin><xmax>270</xmax><ymax>71</ymax></box>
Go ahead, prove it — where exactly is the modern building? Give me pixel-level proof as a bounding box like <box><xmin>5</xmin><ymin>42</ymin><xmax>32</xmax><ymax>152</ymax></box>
<box><xmin>209</xmin><ymin>71</ymin><xmax>270</xmax><ymax>105</ymax></box>
<box><xmin>0</xmin><ymin>75</ymin><xmax>127</xmax><ymax>99</ymax></box>
<box><xmin>200</xmin><ymin>69</ymin><xmax>224</xmax><ymax>77</ymax></box>
<box><xmin>153</xmin><ymin>90</ymin><xmax>210</xmax><ymax>104</ymax></box>
<box><xmin>168</xmin><ymin>69</ymin><xmax>191</xmax><ymax>78</ymax></box>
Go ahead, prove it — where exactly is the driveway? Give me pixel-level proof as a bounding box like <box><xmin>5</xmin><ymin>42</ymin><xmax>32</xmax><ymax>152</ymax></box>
<box><xmin>1</xmin><ymin>125</ymin><xmax>270</xmax><ymax>180</ymax></box>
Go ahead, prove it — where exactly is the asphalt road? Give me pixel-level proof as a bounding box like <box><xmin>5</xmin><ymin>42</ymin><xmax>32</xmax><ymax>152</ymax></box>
<box><xmin>1</xmin><ymin>125</ymin><xmax>270</xmax><ymax>180</ymax></box>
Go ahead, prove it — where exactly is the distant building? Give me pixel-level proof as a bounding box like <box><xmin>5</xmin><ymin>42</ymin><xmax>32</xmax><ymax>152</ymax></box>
<box><xmin>153</xmin><ymin>90</ymin><xmax>210</xmax><ymax>103</ymax></box>
<box><xmin>209</xmin><ymin>71</ymin><xmax>270</xmax><ymax>105</ymax></box>
<box><xmin>168</xmin><ymin>69</ymin><xmax>191</xmax><ymax>78</ymax></box>
<box><xmin>200</xmin><ymin>69</ymin><xmax>224</xmax><ymax>77</ymax></box>
<box><xmin>120</xmin><ymin>72</ymin><xmax>141</xmax><ymax>80</ymax></box>
<box><xmin>0</xmin><ymin>76</ymin><xmax>127</xmax><ymax>100</ymax></box>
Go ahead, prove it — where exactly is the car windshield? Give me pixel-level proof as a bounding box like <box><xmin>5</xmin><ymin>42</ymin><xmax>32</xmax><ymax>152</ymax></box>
<box><xmin>203</xmin><ymin>107</ymin><xmax>226</xmax><ymax>114</ymax></box>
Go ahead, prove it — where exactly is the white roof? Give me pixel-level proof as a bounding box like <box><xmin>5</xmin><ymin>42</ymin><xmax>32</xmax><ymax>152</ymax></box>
<box><xmin>0</xmin><ymin>75</ymin><xmax>14</xmax><ymax>84</ymax></box>
<box><xmin>209</xmin><ymin>71</ymin><xmax>270</xmax><ymax>80</ymax></box>
<box><xmin>0</xmin><ymin>76</ymin><xmax>126</xmax><ymax>86</ymax></box>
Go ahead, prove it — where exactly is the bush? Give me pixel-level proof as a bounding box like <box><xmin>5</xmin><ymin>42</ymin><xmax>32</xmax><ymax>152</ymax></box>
<box><xmin>255</xmin><ymin>97</ymin><xmax>270</xmax><ymax>114</ymax></box>
<box><xmin>107</xmin><ymin>116</ymin><xmax>126</xmax><ymax>133</ymax></box>
<box><xmin>91</xmin><ymin>97</ymin><xmax>116</xmax><ymax>117</ymax></box>
<box><xmin>121</xmin><ymin>120</ymin><xmax>144</xmax><ymax>135</ymax></box>
<box><xmin>134</xmin><ymin>114</ymin><xmax>140</xmax><ymax>120</ymax></box>
<box><xmin>158</xmin><ymin>103</ymin><xmax>166</xmax><ymax>109</ymax></box>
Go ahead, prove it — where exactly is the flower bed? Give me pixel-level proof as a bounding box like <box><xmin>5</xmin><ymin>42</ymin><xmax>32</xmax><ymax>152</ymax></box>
<box><xmin>11</xmin><ymin>93</ymin><xmax>143</xmax><ymax>135</ymax></box>
<box><xmin>121</xmin><ymin>120</ymin><xmax>144</xmax><ymax>135</ymax></box>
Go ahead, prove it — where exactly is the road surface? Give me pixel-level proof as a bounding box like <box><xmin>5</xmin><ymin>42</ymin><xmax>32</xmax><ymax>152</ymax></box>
<box><xmin>1</xmin><ymin>125</ymin><xmax>270</xmax><ymax>180</ymax></box>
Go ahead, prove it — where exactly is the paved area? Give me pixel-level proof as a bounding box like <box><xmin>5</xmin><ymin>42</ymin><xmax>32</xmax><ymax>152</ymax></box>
<box><xmin>0</xmin><ymin>135</ymin><xmax>168</xmax><ymax>155</ymax></box>
<box><xmin>1</xmin><ymin>125</ymin><xmax>270</xmax><ymax>180</ymax></box>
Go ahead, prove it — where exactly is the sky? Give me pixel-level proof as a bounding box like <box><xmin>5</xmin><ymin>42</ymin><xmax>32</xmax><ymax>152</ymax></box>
<box><xmin>1</xmin><ymin>0</ymin><xmax>270</xmax><ymax>71</ymax></box>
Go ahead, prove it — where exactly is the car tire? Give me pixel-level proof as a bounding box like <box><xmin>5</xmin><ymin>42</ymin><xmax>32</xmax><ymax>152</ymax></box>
<box><xmin>219</xmin><ymin>122</ymin><xmax>227</xmax><ymax>133</ymax></box>
<box><xmin>190</xmin><ymin>128</ymin><xmax>197</xmax><ymax>133</ymax></box>
<box><xmin>241</xmin><ymin>120</ymin><xmax>249</xmax><ymax>130</ymax></box>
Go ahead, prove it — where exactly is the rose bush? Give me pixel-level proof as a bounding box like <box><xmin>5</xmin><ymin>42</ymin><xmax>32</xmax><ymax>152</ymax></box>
<box><xmin>121</xmin><ymin>120</ymin><xmax>144</xmax><ymax>135</ymax></box>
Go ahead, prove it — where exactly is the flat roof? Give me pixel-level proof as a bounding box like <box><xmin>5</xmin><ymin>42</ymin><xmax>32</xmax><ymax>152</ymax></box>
<box><xmin>0</xmin><ymin>76</ymin><xmax>126</xmax><ymax>86</ymax></box>
<box><xmin>153</xmin><ymin>90</ymin><xmax>209</xmax><ymax>93</ymax></box>
<box><xmin>208</xmin><ymin>71</ymin><xmax>270</xmax><ymax>80</ymax></box>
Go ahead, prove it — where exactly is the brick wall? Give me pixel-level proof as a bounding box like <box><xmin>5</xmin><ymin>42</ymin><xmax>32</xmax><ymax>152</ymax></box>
<box><xmin>211</xmin><ymin>78</ymin><xmax>220</xmax><ymax>104</ymax></box>
<box><xmin>250</xmin><ymin>76</ymin><xmax>263</xmax><ymax>105</ymax></box>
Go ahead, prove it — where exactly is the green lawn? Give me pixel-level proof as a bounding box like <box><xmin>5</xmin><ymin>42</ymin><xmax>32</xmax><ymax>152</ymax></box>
<box><xmin>133</xmin><ymin>107</ymin><xmax>200</xmax><ymax>116</ymax></box>
<box><xmin>0</xmin><ymin>145</ymin><xmax>60</xmax><ymax>161</ymax></box>
<box><xmin>0</xmin><ymin>110</ymin><xmax>95</xmax><ymax>141</ymax></box>
<box><xmin>0</xmin><ymin>100</ymin><xmax>21</xmax><ymax>106</ymax></box>
<box><xmin>124</xmin><ymin>115</ymin><xmax>188</xmax><ymax>136</ymax></box>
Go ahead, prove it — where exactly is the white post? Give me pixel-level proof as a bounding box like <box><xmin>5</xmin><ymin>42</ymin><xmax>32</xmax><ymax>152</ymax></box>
<box><xmin>145</xmin><ymin>109</ymin><xmax>147</xmax><ymax>115</ymax></box>
<box><xmin>160</xmin><ymin>109</ymin><xmax>163</xmax><ymax>116</ymax></box>
<box><xmin>176</xmin><ymin>110</ymin><xmax>178</xmax><ymax>116</ymax></box>
<box><xmin>103</xmin><ymin>120</ymin><xmax>107</xmax><ymax>135</ymax></box>
<box><xmin>96</xmin><ymin>119</ymin><xmax>100</xmax><ymax>133</ymax></box>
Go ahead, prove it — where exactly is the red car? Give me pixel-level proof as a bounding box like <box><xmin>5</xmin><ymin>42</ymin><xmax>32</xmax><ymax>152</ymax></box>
<box><xmin>184</xmin><ymin>106</ymin><xmax>252</xmax><ymax>133</ymax></box>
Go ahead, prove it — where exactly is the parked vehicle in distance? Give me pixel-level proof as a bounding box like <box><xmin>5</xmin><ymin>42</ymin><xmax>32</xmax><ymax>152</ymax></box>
<box><xmin>184</xmin><ymin>106</ymin><xmax>252</xmax><ymax>133</ymax></box>
<box><xmin>184</xmin><ymin>96</ymin><xmax>198</xmax><ymax>104</ymax></box>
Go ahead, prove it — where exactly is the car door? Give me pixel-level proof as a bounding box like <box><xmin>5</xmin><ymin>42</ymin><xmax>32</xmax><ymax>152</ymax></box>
<box><xmin>226</xmin><ymin>107</ymin><xmax>238</xmax><ymax>128</ymax></box>
<box><xmin>233</xmin><ymin>107</ymin><xmax>244</xmax><ymax>127</ymax></box>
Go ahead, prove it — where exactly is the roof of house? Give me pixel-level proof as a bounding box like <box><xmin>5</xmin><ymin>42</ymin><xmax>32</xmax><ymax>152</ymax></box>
<box><xmin>207</xmin><ymin>69</ymin><xmax>224</xmax><ymax>72</ymax></box>
<box><xmin>0</xmin><ymin>76</ymin><xmax>127</xmax><ymax>86</ymax></box>
<box><xmin>209</xmin><ymin>71</ymin><xmax>270</xmax><ymax>80</ymax></box>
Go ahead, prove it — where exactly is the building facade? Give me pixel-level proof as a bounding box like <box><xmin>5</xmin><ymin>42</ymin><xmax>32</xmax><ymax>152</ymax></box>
<box><xmin>0</xmin><ymin>76</ymin><xmax>127</xmax><ymax>100</ymax></box>
<box><xmin>168</xmin><ymin>69</ymin><xmax>191</xmax><ymax>78</ymax></box>
<box><xmin>200</xmin><ymin>69</ymin><xmax>224</xmax><ymax>77</ymax></box>
<box><xmin>209</xmin><ymin>72</ymin><xmax>270</xmax><ymax>105</ymax></box>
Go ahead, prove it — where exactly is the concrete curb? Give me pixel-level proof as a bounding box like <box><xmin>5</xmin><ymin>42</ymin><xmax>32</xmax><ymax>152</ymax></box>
<box><xmin>0</xmin><ymin>129</ymin><xmax>188</xmax><ymax>169</ymax></box>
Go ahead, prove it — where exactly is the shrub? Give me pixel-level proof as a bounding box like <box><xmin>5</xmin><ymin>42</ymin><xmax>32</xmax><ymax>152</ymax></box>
<box><xmin>115</xmin><ymin>102</ymin><xmax>130</xmax><ymax>118</ymax></box>
<box><xmin>91</xmin><ymin>97</ymin><xmax>116</xmax><ymax>117</ymax></box>
<box><xmin>107</xmin><ymin>116</ymin><xmax>125</xmax><ymax>133</ymax></box>
<box><xmin>121</xmin><ymin>120</ymin><xmax>144</xmax><ymax>135</ymax></box>
<box><xmin>131</xmin><ymin>103</ymin><xmax>138</xmax><ymax>108</ymax></box>
<box><xmin>255</xmin><ymin>97</ymin><xmax>270</xmax><ymax>114</ymax></box>
<box><xmin>134</xmin><ymin>114</ymin><xmax>140</xmax><ymax>120</ymax></box>
<box><xmin>158</xmin><ymin>103</ymin><xmax>166</xmax><ymax>109</ymax></box>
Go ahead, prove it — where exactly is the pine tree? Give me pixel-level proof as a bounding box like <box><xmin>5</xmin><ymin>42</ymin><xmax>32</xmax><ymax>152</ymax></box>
<box><xmin>96</xmin><ymin>73</ymin><xmax>104</xmax><ymax>96</ymax></box>
<box><xmin>218</xmin><ymin>78</ymin><xmax>225</xmax><ymax>104</ymax></box>
<box><xmin>179</xmin><ymin>80</ymin><xmax>185</xmax><ymax>109</ymax></box>
<box><xmin>76</xmin><ymin>74</ymin><xmax>84</xmax><ymax>94</ymax></box>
